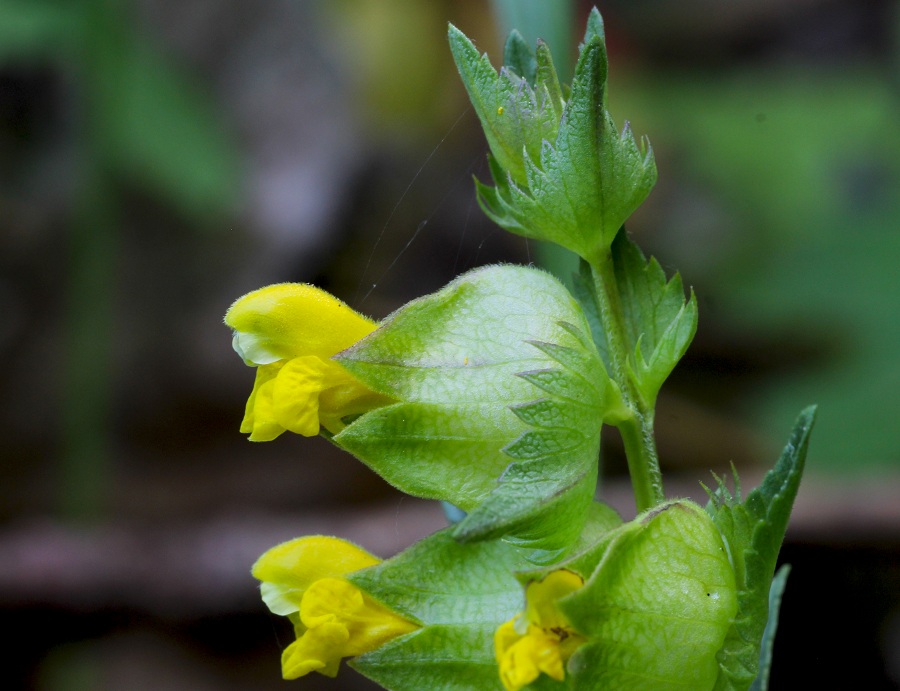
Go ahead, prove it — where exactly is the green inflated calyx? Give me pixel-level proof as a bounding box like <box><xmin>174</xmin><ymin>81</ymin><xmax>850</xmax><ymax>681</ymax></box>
<box><xmin>350</xmin><ymin>529</ymin><xmax>529</xmax><ymax>690</ymax></box>
<box><xmin>450</xmin><ymin>8</ymin><xmax>657</xmax><ymax>262</ymax></box>
<box><xmin>334</xmin><ymin>265</ymin><xmax>621</xmax><ymax>556</ymax></box>
<box><xmin>560</xmin><ymin>500</ymin><xmax>738</xmax><ymax>690</ymax></box>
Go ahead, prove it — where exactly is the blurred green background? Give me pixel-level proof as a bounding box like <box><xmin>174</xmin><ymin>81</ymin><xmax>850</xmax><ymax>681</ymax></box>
<box><xmin>0</xmin><ymin>0</ymin><xmax>898</xmax><ymax>689</ymax></box>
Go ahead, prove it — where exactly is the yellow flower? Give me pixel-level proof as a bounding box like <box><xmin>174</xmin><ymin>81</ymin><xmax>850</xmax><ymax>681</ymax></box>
<box><xmin>225</xmin><ymin>283</ymin><xmax>390</xmax><ymax>440</ymax></box>
<box><xmin>252</xmin><ymin>536</ymin><xmax>420</xmax><ymax>680</ymax></box>
<box><xmin>494</xmin><ymin>569</ymin><xmax>586</xmax><ymax>691</ymax></box>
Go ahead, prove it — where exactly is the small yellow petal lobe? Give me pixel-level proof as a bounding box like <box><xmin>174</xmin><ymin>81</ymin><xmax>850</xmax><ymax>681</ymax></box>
<box><xmin>495</xmin><ymin>570</ymin><xmax>586</xmax><ymax>691</ymax></box>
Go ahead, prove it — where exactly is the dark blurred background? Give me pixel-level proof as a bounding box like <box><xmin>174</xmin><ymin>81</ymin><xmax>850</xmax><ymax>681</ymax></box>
<box><xmin>0</xmin><ymin>0</ymin><xmax>898</xmax><ymax>688</ymax></box>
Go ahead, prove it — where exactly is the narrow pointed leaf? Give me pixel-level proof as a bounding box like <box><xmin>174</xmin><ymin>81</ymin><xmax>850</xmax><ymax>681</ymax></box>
<box><xmin>749</xmin><ymin>565</ymin><xmax>790</xmax><ymax>691</ymax></box>
<box><xmin>708</xmin><ymin>407</ymin><xmax>815</xmax><ymax>690</ymax></box>
<box><xmin>571</xmin><ymin>259</ymin><xmax>610</xmax><ymax>371</ymax></box>
<box><xmin>503</xmin><ymin>28</ymin><xmax>536</xmax><ymax>85</ymax></box>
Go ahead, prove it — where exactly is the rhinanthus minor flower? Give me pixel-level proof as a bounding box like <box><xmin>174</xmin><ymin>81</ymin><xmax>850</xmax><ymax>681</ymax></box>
<box><xmin>253</xmin><ymin>536</ymin><xmax>419</xmax><ymax>680</ymax></box>
<box><xmin>225</xmin><ymin>283</ymin><xmax>390</xmax><ymax>440</ymax></box>
<box><xmin>494</xmin><ymin>569</ymin><xmax>586</xmax><ymax>691</ymax></box>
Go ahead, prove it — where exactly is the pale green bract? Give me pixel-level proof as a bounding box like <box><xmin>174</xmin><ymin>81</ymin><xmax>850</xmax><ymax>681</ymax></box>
<box><xmin>342</xmin><ymin>500</ymin><xmax>741</xmax><ymax>691</ymax></box>
<box><xmin>334</xmin><ymin>264</ymin><xmax>621</xmax><ymax>558</ymax></box>
<box><xmin>350</xmin><ymin>529</ymin><xmax>529</xmax><ymax>690</ymax></box>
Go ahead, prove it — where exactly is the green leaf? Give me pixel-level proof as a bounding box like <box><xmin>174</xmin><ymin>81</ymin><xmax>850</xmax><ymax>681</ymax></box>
<box><xmin>351</xmin><ymin>508</ymin><xmax>625</xmax><ymax>690</ymax></box>
<box><xmin>492</xmin><ymin>0</ymin><xmax>576</xmax><ymax>83</ymax></box>
<box><xmin>451</xmin><ymin>452</ymin><xmax>597</xmax><ymax>563</ymax></box>
<box><xmin>569</xmin><ymin>500</ymin><xmax>624</xmax><ymax>554</ymax></box>
<box><xmin>580</xmin><ymin>4</ymin><xmax>605</xmax><ymax>46</ymax></box>
<box><xmin>350</xmin><ymin>529</ymin><xmax>528</xmax><ymax>690</ymax></box>
<box><xmin>708</xmin><ymin>407</ymin><xmax>815</xmax><ymax>691</ymax></box>
<box><xmin>335</xmin><ymin>265</ymin><xmax>615</xmax><ymax>555</ymax></box>
<box><xmin>601</xmin><ymin>230</ymin><xmax>698</xmax><ymax>408</ymax></box>
<box><xmin>534</xmin><ymin>41</ymin><xmax>564</xmax><ymax>122</ymax></box>
<box><xmin>449</xmin><ymin>24</ymin><xmax>562</xmax><ymax>188</ymax></box>
<box><xmin>351</xmin><ymin>529</ymin><xmax>527</xmax><ymax>626</ymax></box>
<box><xmin>456</xmin><ymin>8</ymin><xmax>657</xmax><ymax>261</ymax></box>
<box><xmin>562</xmin><ymin>500</ymin><xmax>738</xmax><ymax>690</ymax></box>
<box><xmin>749</xmin><ymin>565</ymin><xmax>790</xmax><ymax>691</ymax></box>
<box><xmin>354</xmin><ymin>625</ymin><xmax>503</xmax><ymax>691</ymax></box>
<box><xmin>507</xmin><ymin>500</ymin><xmax>623</xmax><ymax>592</ymax></box>
<box><xmin>502</xmin><ymin>29</ymin><xmax>536</xmax><ymax>86</ymax></box>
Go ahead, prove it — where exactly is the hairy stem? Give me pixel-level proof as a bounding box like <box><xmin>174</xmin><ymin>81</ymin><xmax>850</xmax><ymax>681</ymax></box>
<box><xmin>590</xmin><ymin>246</ymin><xmax>664</xmax><ymax>512</ymax></box>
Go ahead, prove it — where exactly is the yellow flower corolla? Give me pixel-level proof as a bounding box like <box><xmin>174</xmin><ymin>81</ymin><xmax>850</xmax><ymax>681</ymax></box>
<box><xmin>225</xmin><ymin>283</ymin><xmax>389</xmax><ymax>440</ymax></box>
<box><xmin>252</xmin><ymin>536</ymin><xmax>420</xmax><ymax>680</ymax></box>
<box><xmin>494</xmin><ymin>569</ymin><xmax>586</xmax><ymax>691</ymax></box>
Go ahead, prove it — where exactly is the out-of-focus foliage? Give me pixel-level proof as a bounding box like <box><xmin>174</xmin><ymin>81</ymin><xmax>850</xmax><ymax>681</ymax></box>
<box><xmin>0</xmin><ymin>0</ymin><xmax>238</xmax><ymax>519</ymax></box>
<box><xmin>0</xmin><ymin>0</ymin><xmax>237</xmax><ymax>218</ymax></box>
<box><xmin>616</xmin><ymin>69</ymin><xmax>900</xmax><ymax>470</ymax></box>
<box><xmin>324</xmin><ymin>0</ymin><xmax>467</xmax><ymax>142</ymax></box>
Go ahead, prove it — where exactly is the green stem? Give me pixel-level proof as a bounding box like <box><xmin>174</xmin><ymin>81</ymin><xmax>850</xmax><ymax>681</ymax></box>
<box><xmin>590</xmin><ymin>246</ymin><xmax>664</xmax><ymax>512</ymax></box>
<box><xmin>618</xmin><ymin>411</ymin><xmax>664</xmax><ymax>514</ymax></box>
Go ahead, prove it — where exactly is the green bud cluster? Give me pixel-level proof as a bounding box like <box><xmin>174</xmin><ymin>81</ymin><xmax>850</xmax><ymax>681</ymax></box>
<box><xmin>450</xmin><ymin>10</ymin><xmax>657</xmax><ymax>263</ymax></box>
